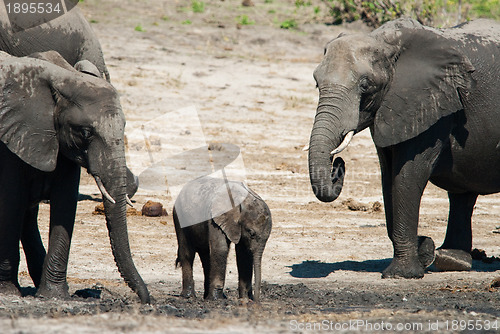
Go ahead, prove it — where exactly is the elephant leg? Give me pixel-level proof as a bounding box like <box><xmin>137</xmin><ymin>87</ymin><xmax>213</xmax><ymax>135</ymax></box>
<box><xmin>173</xmin><ymin>210</ymin><xmax>197</xmax><ymax>298</ymax></box>
<box><xmin>21</xmin><ymin>205</ymin><xmax>46</xmax><ymax>288</ymax></box>
<box><xmin>235</xmin><ymin>243</ymin><xmax>253</xmax><ymax>300</ymax></box>
<box><xmin>377</xmin><ymin>146</ymin><xmax>435</xmax><ymax>270</ymax></box>
<box><xmin>442</xmin><ymin>192</ymin><xmax>477</xmax><ymax>251</ymax></box>
<box><xmin>206</xmin><ymin>223</ymin><xmax>230</xmax><ymax>300</ymax></box>
<box><xmin>433</xmin><ymin>192</ymin><xmax>477</xmax><ymax>271</ymax></box>
<box><xmin>376</xmin><ymin>146</ymin><xmax>394</xmax><ymax>241</ymax></box>
<box><xmin>36</xmin><ymin>158</ymin><xmax>80</xmax><ymax>299</ymax></box>
<box><xmin>199</xmin><ymin>250</ymin><xmax>211</xmax><ymax>299</ymax></box>
<box><xmin>0</xmin><ymin>151</ymin><xmax>29</xmax><ymax>295</ymax></box>
<box><xmin>381</xmin><ymin>142</ymin><xmax>441</xmax><ymax>279</ymax></box>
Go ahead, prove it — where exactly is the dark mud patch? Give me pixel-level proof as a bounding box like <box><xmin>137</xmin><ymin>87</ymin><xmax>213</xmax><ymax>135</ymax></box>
<box><xmin>2</xmin><ymin>281</ymin><xmax>499</xmax><ymax>322</ymax></box>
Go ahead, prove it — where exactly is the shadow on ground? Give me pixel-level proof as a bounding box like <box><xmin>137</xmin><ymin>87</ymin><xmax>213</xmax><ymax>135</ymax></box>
<box><xmin>289</xmin><ymin>259</ymin><xmax>500</xmax><ymax>278</ymax></box>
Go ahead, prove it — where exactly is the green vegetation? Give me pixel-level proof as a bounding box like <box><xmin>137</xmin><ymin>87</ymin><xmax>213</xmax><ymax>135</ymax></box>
<box><xmin>134</xmin><ymin>24</ymin><xmax>144</xmax><ymax>32</ymax></box>
<box><xmin>238</xmin><ymin>15</ymin><xmax>255</xmax><ymax>25</ymax></box>
<box><xmin>280</xmin><ymin>19</ymin><xmax>298</xmax><ymax>29</ymax></box>
<box><xmin>321</xmin><ymin>0</ymin><xmax>500</xmax><ymax>27</ymax></box>
<box><xmin>191</xmin><ymin>1</ymin><xmax>205</xmax><ymax>13</ymax></box>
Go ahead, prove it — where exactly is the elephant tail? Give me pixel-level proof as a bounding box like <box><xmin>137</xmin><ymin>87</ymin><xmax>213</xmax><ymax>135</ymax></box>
<box><xmin>175</xmin><ymin>257</ymin><xmax>181</xmax><ymax>268</ymax></box>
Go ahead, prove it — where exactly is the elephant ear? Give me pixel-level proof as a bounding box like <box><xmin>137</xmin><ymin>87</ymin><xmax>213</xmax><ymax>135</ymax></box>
<box><xmin>0</xmin><ymin>54</ymin><xmax>59</xmax><ymax>171</ymax></box>
<box><xmin>373</xmin><ymin>27</ymin><xmax>475</xmax><ymax>148</ymax></box>
<box><xmin>74</xmin><ymin>60</ymin><xmax>102</xmax><ymax>78</ymax></box>
<box><xmin>210</xmin><ymin>182</ymin><xmax>249</xmax><ymax>244</ymax></box>
<box><xmin>28</xmin><ymin>51</ymin><xmax>75</xmax><ymax>71</ymax></box>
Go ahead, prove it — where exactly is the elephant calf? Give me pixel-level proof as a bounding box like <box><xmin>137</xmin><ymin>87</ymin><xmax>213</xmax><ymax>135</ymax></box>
<box><xmin>173</xmin><ymin>177</ymin><xmax>272</xmax><ymax>301</ymax></box>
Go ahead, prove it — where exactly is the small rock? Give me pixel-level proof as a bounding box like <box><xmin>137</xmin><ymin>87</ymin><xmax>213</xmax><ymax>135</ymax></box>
<box><xmin>93</xmin><ymin>203</ymin><xmax>143</xmax><ymax>216</ymax></box>
<box><xmin>242</xmin><ymin>0</ymin><xmax>254</xmax><ymax>7</ymax></box>
<box><xmin>490</xmin><ymin>277</ymin><xmax>500</xmax><ymax>289</ymax></box>
<box><xmin>142</xmin><ymin>200</ymin><xmax>168</xmax><ymax>217</ymax></box>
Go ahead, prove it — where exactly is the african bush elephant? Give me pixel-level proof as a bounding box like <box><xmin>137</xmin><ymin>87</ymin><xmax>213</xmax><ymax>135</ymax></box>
<box><xmin>0</xmin><ymin>51</ymin><xmax>149</xmax><ymax>303</ymax></box>
<box><xmin>173</xmin><ymin>177</ymin><xmax>272</xmax><ymax>301</ymax></box>
<box><xmin>0</xmin><ymin>6</ymin><xmax>142</xmax><ymax>295</ymax></box>
<box><xmin>308</xmin><ymin>18</ymin><xmax>500</xmax><ymax>279</ymax></box>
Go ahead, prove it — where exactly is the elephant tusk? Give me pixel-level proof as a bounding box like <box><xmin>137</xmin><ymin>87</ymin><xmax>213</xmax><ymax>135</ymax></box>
<box><xmin>302</xmin><ymin>144</ymin><xmax>309</xmax><ymax>151</ymax></box>
<box><xmin>126</xmin><ymin>195</ymin><xmax>134</xmax><ymax>207</ymax></box>
<box><xmin>94</xmin><ymin>176</ymin><xmax>116</xmax><ymax>204</ymax></box>
<box><xmin>330</xmin><ymin>130</ymin><xmax>354</xmax><ymax>155</ymax></box>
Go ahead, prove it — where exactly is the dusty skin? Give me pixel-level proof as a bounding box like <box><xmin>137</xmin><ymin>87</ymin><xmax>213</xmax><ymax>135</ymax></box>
<box><xmin>1</xmin><ymin>1</ymin><xmax>499</xmax><ymax>333</ymax></box>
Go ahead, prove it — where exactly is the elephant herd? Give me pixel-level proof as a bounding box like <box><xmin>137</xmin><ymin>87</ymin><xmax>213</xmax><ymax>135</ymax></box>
<box><xmin>0</xmin><ymin>8</ymin><xmax>499</xmax><ymax>304</ymax></box>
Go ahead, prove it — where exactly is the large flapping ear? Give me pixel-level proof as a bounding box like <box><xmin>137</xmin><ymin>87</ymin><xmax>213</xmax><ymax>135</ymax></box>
<box><xmin>372</xmin><ymin>25</ymin><xmax>475</xmax><ymax>148</ymax></box>
<box><xmin>0</xmin><ymin>53</ymin><xmax>59</xmax><ymax>171</ymax></box>
<box><xmin>211</xmin><ymin>182</ymin><xmax>249</xmax><ymax>244</ymax></box>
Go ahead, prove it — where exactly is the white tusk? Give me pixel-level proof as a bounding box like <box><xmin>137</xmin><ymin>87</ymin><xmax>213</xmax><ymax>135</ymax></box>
<box><xmin>94</xmin><ymin>176</ymin><xmax>116</xmax><ymax>204</ymax></box>
<box><xmin>126</xmin><ymin>195</ymin><xmax>134</xmax><ymax>207</ymax></box>
<box><xmin>302</xmin><ymin>144</ymin><xmax>309</xmax><ymax>151</ymax></box>
<box><xmin>330</xmin><ymin>130</ymin><xmax>354</xmax><ymax>155</ymax></box>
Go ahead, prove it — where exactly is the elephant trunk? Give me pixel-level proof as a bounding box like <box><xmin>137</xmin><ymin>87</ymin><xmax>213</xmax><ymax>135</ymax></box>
<box><xmin>253</xmin><ymin>250</ymin><xmax>264</xmax><ymax>302</ymax></box>
<box><xmin>97</xmin><ymin>154</ymin><xmax>150</xmax><ymax>304</ymax></box>
<box><xmin>308</xmin><ymin>88</ymin><xmax>359</xmax><ymax>202</ymax></box>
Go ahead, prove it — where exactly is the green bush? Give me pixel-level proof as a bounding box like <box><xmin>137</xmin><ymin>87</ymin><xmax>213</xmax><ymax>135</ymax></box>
<box><xmin>322</xmin><ymin>0</ymin><xmax>499</xmax><ymax>28</ymax></box>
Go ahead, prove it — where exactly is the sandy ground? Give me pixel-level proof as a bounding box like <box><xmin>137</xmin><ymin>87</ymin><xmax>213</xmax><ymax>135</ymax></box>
<box><xmin>1</xmin><ymin>1</ymin><xmax>499</xmax><ymax>333</ymax></box>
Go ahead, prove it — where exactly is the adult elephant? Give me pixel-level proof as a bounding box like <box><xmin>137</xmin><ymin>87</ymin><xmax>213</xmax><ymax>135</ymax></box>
<box><xmin>0</xmin><ymin>51</ymin><xmax>150</xmax><ymax>303</ymax></box>
<box><xmin>0</xmin><ymin>7</ymin><xmax>147</xmax><ymax>302</ymax></box>
<box><xmin>308</xmin><ymin>18</ymin><xmax>500</xmax><ymax>279</ymax></box>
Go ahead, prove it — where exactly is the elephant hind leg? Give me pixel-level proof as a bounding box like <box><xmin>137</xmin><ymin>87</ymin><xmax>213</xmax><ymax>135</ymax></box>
<box><xmin>21</xmin><ymin>205</ymin><xmax>46</xmax><ymax>288</ymax></box>
<box><xmin>434</xmin><ymin>192</ymin><xmax>477</xmax><ymax>272</ymax></box>
<box><xmin>173</xmin><ymin>211</ymin><xmax>196</xmax><ymax>298</ymax></box>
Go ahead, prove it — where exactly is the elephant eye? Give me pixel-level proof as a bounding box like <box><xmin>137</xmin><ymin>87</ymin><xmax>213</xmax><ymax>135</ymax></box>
<box><xmin>359</xmin><ymin>77</ymin><xmax>372</xmax><ymax>93</ymax></box>
<box><xmin>80</xmin><ymin>127</ymin><xmax>93</xmax><ymax>140</ymax></box>
<box><xmin>246</xmin><ymin>227</ymin><xmax>257</xmax><ymax>238</ymax></box>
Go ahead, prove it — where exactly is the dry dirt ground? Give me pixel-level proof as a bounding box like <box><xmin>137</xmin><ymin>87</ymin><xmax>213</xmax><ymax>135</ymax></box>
<box><xmin>1</xmin><ymin>1</ymin><xmax>499</xmax><ymax>333</ymax></box>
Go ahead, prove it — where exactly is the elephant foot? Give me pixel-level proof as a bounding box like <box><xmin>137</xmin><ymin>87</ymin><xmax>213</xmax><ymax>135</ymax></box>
<box><xmin>418</xmin><ymin>236</ymin><xmax>435</xmax><ymax>268</ymax></box>
<box><xmin>180</xmin><ymin>286</ymin><xmax>196</xmax><ymax>299</ymax></box>
<box><xmin>36</xmin><ymin>281</ymin><xmax>70</xmax><ymax>300</ymax></box>
<box><xmin>205</xmin><ymin>287</ymin><xmax>227</xmax><ymax>301</ymax></box>
<box><xmin>433</xmin><ymin>249</ymin><xmax>472</xmax><ymax>271</ymax></box>
<box><xmin>0</xmin><ymin>281</ymin><xmax>21</xmax><ymax>296</ymax></box>
<box><xmin>382</xmin><ymin>257</ymin><xmax>424</xmax><ymax>279</ymax></box>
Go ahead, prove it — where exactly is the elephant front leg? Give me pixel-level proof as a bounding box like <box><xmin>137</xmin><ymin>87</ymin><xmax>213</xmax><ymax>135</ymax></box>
<box><xmin>206</xmin><ymin>225</ymin><xmax>230</xmax><ymax>300</ymax></box>
<box><xmin>381</xmin><ymin>146</ymin><xmax>436</xmax><ymax>279</ymax></box>
<box><xmin>36</xmin><ymin>159</ymin><xmax>80</xmax><ymax>299</ymax></box>
<box><xmin>235</xmin><ymin>243</ymin><xmax>253</xmax><ymax>300</ymax></box>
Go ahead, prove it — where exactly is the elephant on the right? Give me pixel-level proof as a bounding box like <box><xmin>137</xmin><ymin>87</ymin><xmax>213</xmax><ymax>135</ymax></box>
<box><xmin>308</xmin><ymin>18</ymin><xmax>500</xmax><ymax>279</ymax></box>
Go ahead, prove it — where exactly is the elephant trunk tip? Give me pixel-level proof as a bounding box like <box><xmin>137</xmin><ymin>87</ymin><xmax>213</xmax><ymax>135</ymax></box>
<box><xmin>310</xmin><ymin>156</ymin><xmax>346</xmax><ymax>202</ymax></box>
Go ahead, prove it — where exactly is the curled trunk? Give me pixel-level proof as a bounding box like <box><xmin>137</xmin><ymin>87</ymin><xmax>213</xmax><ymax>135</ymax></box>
<box><xmin>308</xmin><ymin>90</ymin><xmax>359</xmax><ymax>202</ymax></box>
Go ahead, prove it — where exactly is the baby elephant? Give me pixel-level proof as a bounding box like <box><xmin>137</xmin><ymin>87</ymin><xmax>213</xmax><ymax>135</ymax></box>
<box><xmin>173</xmin><ymin>177</ymin><xmax>272</xmax><ymax>301</ymax></box>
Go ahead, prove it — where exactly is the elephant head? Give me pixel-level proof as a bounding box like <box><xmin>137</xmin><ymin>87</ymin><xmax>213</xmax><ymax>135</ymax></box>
<box><xmin>0</xmin><ymin>51</ymin><xmax>150</xmax><ymax>303</ymax></box>
<box><xmin>211</xmin><ymin>183</ymin><xmax>272</xmax><ymax>302</ymax></box>
<box><xmin>308</xmin><ymin>18</ymin><xmax>474</xmax><ymax>202</ymax></box>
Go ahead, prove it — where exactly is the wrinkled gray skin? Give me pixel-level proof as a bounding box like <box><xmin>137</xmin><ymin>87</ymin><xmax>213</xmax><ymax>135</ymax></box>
<box><xmin>309</xmin><ymin>18</ymin><xmax>500</xmax><ymax>279</ymax></box>
<box><xmin>173</xmin><ymin>177</ymin><xmax>272</xmax><ymax>302</ymax></box>
<box><xmin>0</xmin><ymin>51</ymin><xmax>149</xmax><ymax>303</ymax></box>
<box><xmin>0</xmin><ymin>9</ymin><xmax>146</xmax><ymax>302</ymax></box>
